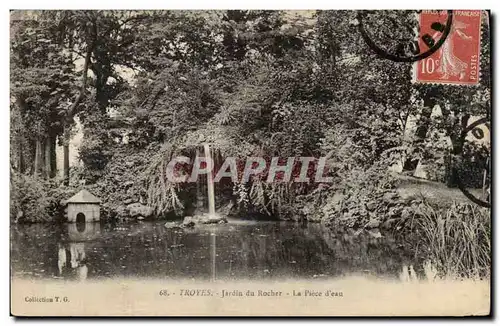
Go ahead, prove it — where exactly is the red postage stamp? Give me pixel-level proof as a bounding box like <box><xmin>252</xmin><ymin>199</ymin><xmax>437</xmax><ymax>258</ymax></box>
<box><xmin>414</xmin><ymin>10</ymin><xmax>482</xmax><ymax>85</ymax></box>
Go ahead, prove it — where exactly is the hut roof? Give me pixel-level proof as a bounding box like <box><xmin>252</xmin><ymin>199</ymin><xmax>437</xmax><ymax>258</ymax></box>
<box><xmin>66</xmin><ymin>189</ymin><xmax>101</xmax><ymax>204</ymax></box>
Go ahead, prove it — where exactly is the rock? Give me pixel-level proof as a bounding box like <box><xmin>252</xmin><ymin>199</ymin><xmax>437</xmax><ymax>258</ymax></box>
<box><xmin>365</xmin><ymin>218</ymin><xmax>381</xmax><ymax>229</ymax></box>
<box><xmin>124</xmin><ymin>198</ymin><xmax>134</xmax><ymax>205</ymax></box>
<box><xmin>182</xmin><ymin>214</ymin><xmax>228</xmax><ymax>227</ymax></box>
<box><xmin>137</xmin><ymin>216</ymin><xmax>145</xmax><ymax>221</ymax></box>
<box><xmin>123</xmin><ymin>181</ymin><xmax>134</xmax><ymax>188</ymax></box>
<box><xmin>164</xmin><ymin>222</ymin><xmax>181</xmax><ymax>229</ymax></box>
<box><xmin>127</xmin><ymin>203</ymin><xmax>154</xmax><ymax>218</ymax></box>
<box><xmin>199</xmin><ymin>214</ymin><xmax>228</xmax><ymax>224</ymax></box>
<box><xmin>125</xmin><ymin>161</ymin><xmax>135</xmax><ymax>168</ymax></box>
<box><xmin>365</xmin><ymin>201</ymin><xmax>377</xmax><ymax>211</ymax></box>
<box><xmin>182</xmin><ymin>216</ymin><xmax>196</xmax><ymax>228</ymax></box>
<box><xmin>367</xmin><ymin>229</ymin><xmax>383</xmax><ymax>239</ymax></box>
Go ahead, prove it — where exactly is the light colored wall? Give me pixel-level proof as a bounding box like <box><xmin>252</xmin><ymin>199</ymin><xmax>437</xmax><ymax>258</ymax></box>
<box><xmin>68</xmin><ymin>203</ymin><xmax>100</xmax><ymax>222</ymax></box>
<box><xmin>56</xmin><ymin>117</ymin><xmax>84</xmax><ymax>178</ymax></box>
<box><xmin>391</xmin><ymin>105</ymin><xmax>490</xmax><ymax>178</ymax></box>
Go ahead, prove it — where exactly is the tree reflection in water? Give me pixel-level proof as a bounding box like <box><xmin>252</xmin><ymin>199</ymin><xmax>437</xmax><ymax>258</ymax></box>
<box><xmin>58</xmin><ymin>242</ymin><xmax>88</xmax><ymax>281</ymax></box>
<box><xmin>11</xmin><ymin>221</ymin><xmax>417</xmax><ymax>281</ymax></box>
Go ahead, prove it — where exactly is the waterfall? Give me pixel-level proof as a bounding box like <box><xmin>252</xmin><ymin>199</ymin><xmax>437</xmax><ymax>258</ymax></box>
<box><xmin>204</xmin><ymin>143</ymin><xmax>216</xmax><ymax>216</ymax></box>
<box><xmin>211</xmin><ymin>232</ymin><xmax>216</xmax><ymax>281</ymax></box>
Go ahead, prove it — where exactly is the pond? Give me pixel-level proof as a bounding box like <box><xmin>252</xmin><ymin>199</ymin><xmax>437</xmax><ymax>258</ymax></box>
<box><xmin>10</xmin><ymin>220</ymin><xmax>419</xmax><ymax>282</ymax></box>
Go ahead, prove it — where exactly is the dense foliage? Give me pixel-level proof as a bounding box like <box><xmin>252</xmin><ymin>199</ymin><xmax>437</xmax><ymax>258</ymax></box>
<box><xmin>10</xmin><ymin>10</ymin><xmax>490</xmax><ymax>237</ymax></box>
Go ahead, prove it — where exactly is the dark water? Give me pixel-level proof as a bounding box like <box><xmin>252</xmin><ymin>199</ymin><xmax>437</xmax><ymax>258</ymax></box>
<box><xmin>10</xmin><ymin>220</ymin><xmax>416</xmax><ymax>281</ymax></box>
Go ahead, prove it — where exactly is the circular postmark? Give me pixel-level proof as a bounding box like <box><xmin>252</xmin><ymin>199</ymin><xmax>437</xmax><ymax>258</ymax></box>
<box><xmin>357</xmin><ymin>10</ymin><xmax>453</xmax><ymax>62</ymax></box>
<box><xmin>453</xmin><ymin>117</ymin><xmax>490</xmax><ymax>208</ymax></box>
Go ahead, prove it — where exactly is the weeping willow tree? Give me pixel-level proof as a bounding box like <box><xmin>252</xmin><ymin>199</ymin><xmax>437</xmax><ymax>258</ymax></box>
<box><xmin>145</xmin><ymin>144</ymin><xmax>195</xmax><ymax>216</ymax></box>
<box><xmin>144</xmin><ymin>138</ymin><xmax>316</xmax><ymax>218</ymax></box>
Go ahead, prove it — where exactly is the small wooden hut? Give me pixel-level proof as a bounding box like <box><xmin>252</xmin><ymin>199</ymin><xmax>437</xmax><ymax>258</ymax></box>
<box><xmin>65</xmin><ymin>190</ymin><xmax>101</xmax><ymax>223</ymax></box>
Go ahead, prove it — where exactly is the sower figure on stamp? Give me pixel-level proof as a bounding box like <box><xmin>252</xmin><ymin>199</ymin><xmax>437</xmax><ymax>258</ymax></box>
<box><xmin>433</xmin><ymin>19</ymin><xmax>473</xmax><ymax>80</ymax></box>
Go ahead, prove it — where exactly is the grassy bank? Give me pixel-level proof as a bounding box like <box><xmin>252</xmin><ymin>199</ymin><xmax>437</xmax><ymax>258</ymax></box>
<box><xmin>411</xmin><ymin>201</ymin><xmax>491</xmax><ymax>280</ymax></box>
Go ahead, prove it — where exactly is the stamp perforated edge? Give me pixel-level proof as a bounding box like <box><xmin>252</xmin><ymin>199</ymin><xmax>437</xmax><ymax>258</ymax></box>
<box><xmin>411</xmin><ymin>10</ymin><xmax>486</xmax><ymax>87</ymax></box>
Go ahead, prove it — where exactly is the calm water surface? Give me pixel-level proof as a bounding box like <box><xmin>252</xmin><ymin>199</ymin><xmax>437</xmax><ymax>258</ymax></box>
<box><xmin>11</xmin><ymin>220</ymin><xmax>417</xmax><ymax>281</ymax></box>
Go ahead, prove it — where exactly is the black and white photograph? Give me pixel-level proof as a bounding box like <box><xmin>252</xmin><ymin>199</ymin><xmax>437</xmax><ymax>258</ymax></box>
<box><xmin>9</xmin><ymin>8</ymin><xmax>491</xmax><ymax>317</ymax></box>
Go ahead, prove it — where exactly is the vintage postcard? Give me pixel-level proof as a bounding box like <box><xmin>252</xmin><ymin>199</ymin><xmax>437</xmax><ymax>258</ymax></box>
<box><xmin>10</xmin><ymin>9</ymin><xmax>491</xmax><ymax>317</ymax></box>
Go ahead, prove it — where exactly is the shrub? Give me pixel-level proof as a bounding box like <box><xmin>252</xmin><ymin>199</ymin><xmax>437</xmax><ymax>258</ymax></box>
<box><xmin>10</xmin><ymin>172</ymin><xmax>75</xmax><ymax>223</ymax></box>
<box><xmin>319</xmin><ymin>163</ymin><xmax>403</xmax><ymax>229</ymax></box>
